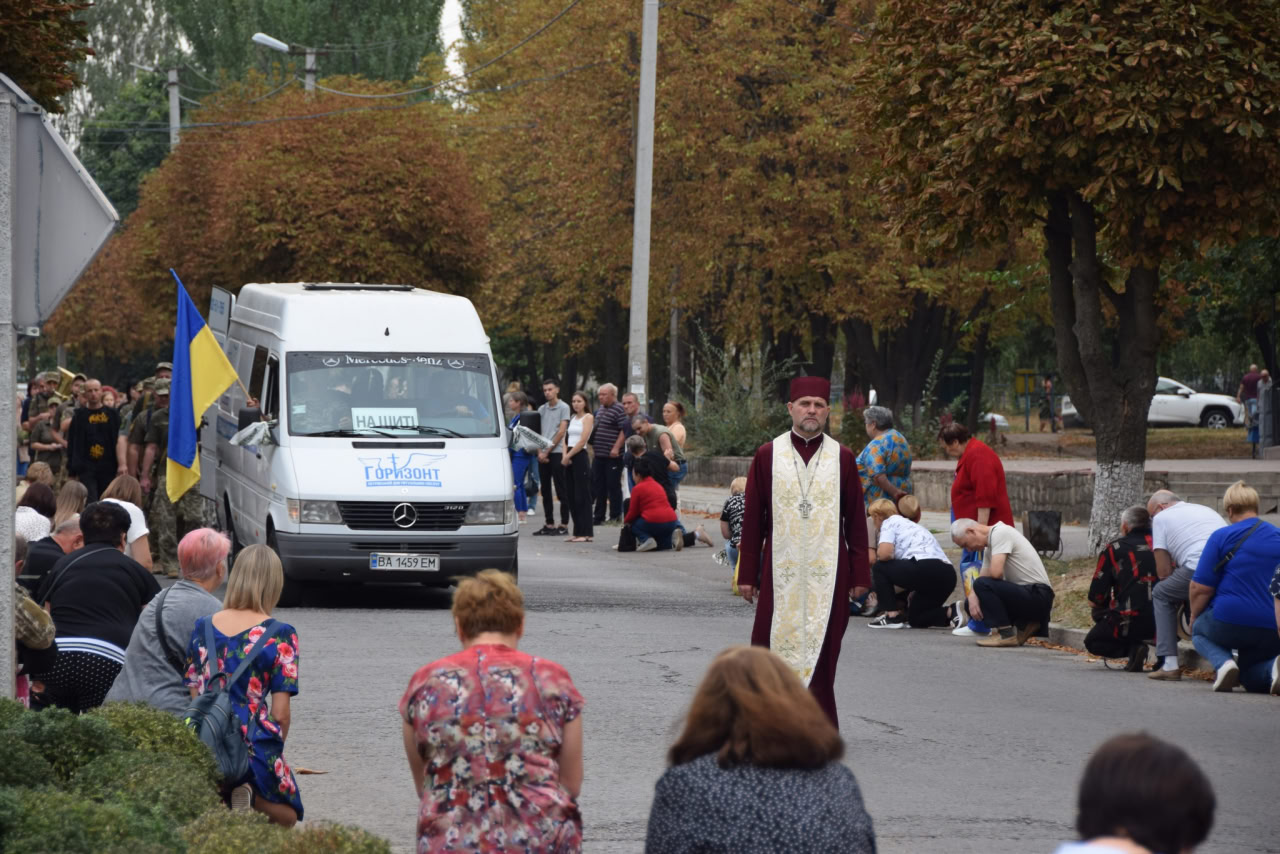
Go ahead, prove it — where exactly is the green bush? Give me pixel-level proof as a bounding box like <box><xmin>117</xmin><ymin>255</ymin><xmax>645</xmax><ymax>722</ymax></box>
<box><xmin>0</xmin><ymin>696</ymin><xmax>27</xmax><ymax>730</ymax></box>
<box><xmin>9</xmin><ymin>706</ymin><xmax>128</xmax><ymax>782</ymax></box>
<box><xmin>0</xmin><ymin>735</ymin><xmax>56</xmax><ymax>788</ymax></box>
<box><xmin>684</xmin><ymin>333</ymin><xmax>798</xmax><ymax>457</ymax></box>
<box><xmin>180</xmin><ymin>807</ymin><xmax>394</xmax><ymax>854</ymax></box>
<box><xmin>279</xmin><ymin>823</ymin><xmax>395</xmax><ymax>854</ymax></box>
<box><xmin>90</xmin><ymin>701</ymin><xmax>220</xmax><ymax>786</ymax></box>
<box><xmin>73</xmin><ymin>751</ymin><xmax>221</xmax><ymax>825</ymax></box>
<box><xmin>0</xmin><ymin>785</ymin><xmax>181</xmax><ymax>853</ymax></box>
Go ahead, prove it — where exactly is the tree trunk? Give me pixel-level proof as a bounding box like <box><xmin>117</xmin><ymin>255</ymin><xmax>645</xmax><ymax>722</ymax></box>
<box><xmin>1045</xmin><ymin>192</ymin><xmax>1159</xmax><ymax>551</ymax></box>
<box><xmin>965</xmin><ymin>323</ymin><xmax>990</xmax><ymax>434</ymax></box>
<box><xmin>808</xmin><ymin>313</ymin><xmax>836</xmax><ymax>382</ymax></box>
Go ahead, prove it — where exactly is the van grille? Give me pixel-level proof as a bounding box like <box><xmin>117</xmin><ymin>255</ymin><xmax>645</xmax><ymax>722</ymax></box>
<box><xmin>336</xmin><ymin>501</ymin><xmax>468</xmax><ymax>531</ymax></box>
<box><xmin>350</xmin><ymin>541</ymin><xmax>461</xmax><ymax>553</ymax></box>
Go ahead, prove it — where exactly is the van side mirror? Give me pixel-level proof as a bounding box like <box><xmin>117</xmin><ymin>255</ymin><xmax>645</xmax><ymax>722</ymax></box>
<box><xmin>238</xmin><ymin>406</ymin><xmax>262</xmax><ymax>431</ymax></box>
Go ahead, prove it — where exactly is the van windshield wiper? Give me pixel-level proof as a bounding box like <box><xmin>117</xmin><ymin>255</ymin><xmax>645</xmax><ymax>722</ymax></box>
<box><xmin>399</xmin><ymin>425</ymin><xmax>465</xmax><ymax>438</ymax></box>
<box><xmin>299</xmin><ymin>428</ymin><xmax>396</xmax><ymax>438</ymax></box>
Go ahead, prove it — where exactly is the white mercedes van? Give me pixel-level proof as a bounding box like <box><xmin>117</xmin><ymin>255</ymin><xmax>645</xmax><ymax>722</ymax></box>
<box><xmin>200</xmin><ymin>282</ymin><xmax>517</xmax><ymax>605</ymax></box>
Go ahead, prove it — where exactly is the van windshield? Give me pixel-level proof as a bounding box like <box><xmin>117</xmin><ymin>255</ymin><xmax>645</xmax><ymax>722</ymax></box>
<box><xmin>285</xmin><ymin>352</ymin><xmax>499</xmax><ymax>437</ymax></box>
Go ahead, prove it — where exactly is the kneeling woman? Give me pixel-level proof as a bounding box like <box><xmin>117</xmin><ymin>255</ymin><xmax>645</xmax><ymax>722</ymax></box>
<box><xmin>625</xmin><ymin>456</ymin><xmax>683</xmax><ymax>552</ymax></box>
<box><xmin>866</xmin><ymin>496</ymin><xmax>957</xmax><ymax>629</ymax></box>
<box><xmin>185</xmin><ymin>545</ymin><xmax>302</xmax><ymax>826</ymax></box>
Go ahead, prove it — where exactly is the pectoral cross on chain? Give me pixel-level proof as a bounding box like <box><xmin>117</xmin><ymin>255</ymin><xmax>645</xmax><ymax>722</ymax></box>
<box><xmin>797</xmin><ymin>499</ymin><xmax>814</xmax><ymax>519</ymax></box>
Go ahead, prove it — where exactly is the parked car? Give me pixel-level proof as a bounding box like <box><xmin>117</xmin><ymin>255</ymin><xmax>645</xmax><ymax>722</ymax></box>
<box><xmin>978</xmin><ymin>412</ymin><xmax>1011</xmax><ymax>431</ymax></box>
<box><xmin>1060</xmin><ymin>377</ymin><xmax>1245</xmax><ymax>429</ymax></box>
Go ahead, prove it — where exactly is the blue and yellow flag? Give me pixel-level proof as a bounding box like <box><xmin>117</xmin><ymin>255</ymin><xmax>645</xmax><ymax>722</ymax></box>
<box><xmin>167</xmin><ymin>270</ymin><xmax>239</xmax><ymax>503</ymax></box>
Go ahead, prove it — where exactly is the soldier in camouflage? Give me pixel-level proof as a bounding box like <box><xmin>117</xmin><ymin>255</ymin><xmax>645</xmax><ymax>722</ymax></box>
<box><xmin>139</xmin><ymin>379</ymin><xmax>205</xmax><ymax>577</ymax></box>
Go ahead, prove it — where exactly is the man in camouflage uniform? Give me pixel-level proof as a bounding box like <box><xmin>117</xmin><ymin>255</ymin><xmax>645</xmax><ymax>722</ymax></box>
<box><xmin>28</xmin><ymin>395</ymin><xmax>66</xmax><ymax>481</ymax></box>
<box><xmin>127</xmin><ymin>378</ymin><xmax>157</xmax><ymax>483</ymax></box>
<box><xmin>139</xmin><ymin>380</ymin><xmax>204</xmax><ymax>577</ymax></box>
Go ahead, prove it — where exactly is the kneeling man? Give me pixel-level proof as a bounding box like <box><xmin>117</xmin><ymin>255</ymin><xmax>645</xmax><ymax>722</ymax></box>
<box><xmin>950</xmin><ymin>518</ymin><xmax>1054</xmax><ymax>647</ymax></box>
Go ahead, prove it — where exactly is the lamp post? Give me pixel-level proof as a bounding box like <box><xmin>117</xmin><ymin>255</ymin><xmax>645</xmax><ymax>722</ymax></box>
<box><xmin>252</xmin><ymin>32</ymin><xmax>317</xmax><ymax>92</ymax></box>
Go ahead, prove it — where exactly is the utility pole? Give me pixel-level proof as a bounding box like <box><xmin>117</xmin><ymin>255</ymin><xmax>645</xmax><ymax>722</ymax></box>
<box><xmin>304</xmin><ymin>49</ymin><xmax>317</xmax><ymax>92</ymax></box>
<box><xmin>167</xmin><ymin>67</ymin><xmax>180</xmax><ymax>148</ymax></box>
<box><xmin>627</xmin><ymin>0</ymin><xmax>659</xmax><ymax>407</ymax></box>
<box><xmin>0</xmin><ymin>91</ymin><xmax>17</xmax><ymax>694</ymax></box>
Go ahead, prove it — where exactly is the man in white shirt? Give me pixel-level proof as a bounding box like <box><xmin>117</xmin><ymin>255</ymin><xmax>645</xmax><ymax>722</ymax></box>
<box><xmin>951</xmin><ymin>519</ymin><xmax>1054</xmax><ymax>647</ymax></box>
<box><xmin>1146</xmin><ymin>490</ymin><xmax>1226</xmax><ymax>681</ymax></box>
<box><xmin>533</xmin><ymin>378</ymin><xmax>571</xmax><ymax>536</ymax></box>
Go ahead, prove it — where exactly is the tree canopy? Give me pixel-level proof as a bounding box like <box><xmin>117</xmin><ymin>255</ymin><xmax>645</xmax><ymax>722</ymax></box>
<box><xmin>48</xmin><ymin>79</ymin><xmax>486</xmax><ymax>355</ymax></box>
<box><xmin>855</xmin><ymin>0</ymin><xmax>1280</xmax><ymax>546</ymax></box>
<box><xmin>0</xmin><ymin>0</ymin><xmax>92</xmax><ymax>112</ymax></box>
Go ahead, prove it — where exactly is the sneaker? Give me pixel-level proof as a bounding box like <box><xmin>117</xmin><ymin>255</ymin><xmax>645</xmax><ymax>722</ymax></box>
<box><xmin>859</xmin><ymin>595</ymin><xmax>880</xmax><ymax>617</ymax></box>
<box><xmin>1270</xmin><ymin>658</ymin><xmax>1280</xmax><ymax>696</ymax></box>
<box><xmin>1148</xmin><ymin>666</ymin><xmax>1182</xmax><ymax>681</ymax></box>
<box><xmin>948</xmin><ymin>602</ymin><xmax>965</xmax><ymax>630</ymax></box>
<box><xmin>555</xmin><ymin>526</ymin><xmax>569</xmax><ymax>535</ymax></box>
<box><xmin>1212</xmin><ymin>659</ymin><xmax>1240</xmax><ymax>692</ymax></box>
<box><xmin>976</xmin><ymin>631</ymin><xmax>1019</xmax><ymax>648</ymax></box>
<box><xmin>671</xmin><ymin>530</ymin><xmax>684</xmax><ymax>551</ymax></box>
<box><xmin>229</xmin><ymin>782</ymin><xmax>254</xmax><ymax>811</ymax></box>
<box><xmin>1125</xmin><ymin>643</ymin><xmax>1149</xmax><ymax>672</ymax></box>
<box><xmin>532</xmin><ymin>526</ymin><xmax>555</xmax><ymax>536</ymax></box>
<box><xmin>867</xmin><ymin>613</ymin><xmax>908</xmax><ymax>629</ymax></box>
<box><xmin>636</xmin><ymin>538</ymin><xmax>657</xmax><ymax>552</ymax></box>
<box><xmin>952</xmin><ymin>619</ymin><xmax>990</xmax><ymax>637</ymax></box>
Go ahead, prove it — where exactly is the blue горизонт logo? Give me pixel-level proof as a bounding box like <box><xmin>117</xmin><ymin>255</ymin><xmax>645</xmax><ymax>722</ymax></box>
<box><xmin>359</xmin><ymin>452</ymin><xmax>446</xmax><ymax>487</ymax></box>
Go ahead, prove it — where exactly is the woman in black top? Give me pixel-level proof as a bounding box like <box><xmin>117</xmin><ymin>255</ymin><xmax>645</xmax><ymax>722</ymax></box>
<box><xmin>645</xmin><ymin>646</ymin><xmax>876</xmax><ymax>854</ymax></box>
<box><xmin>31</xmin><ymin>501</ymin><xmax>160</xmax><ymax>713</ymax></box>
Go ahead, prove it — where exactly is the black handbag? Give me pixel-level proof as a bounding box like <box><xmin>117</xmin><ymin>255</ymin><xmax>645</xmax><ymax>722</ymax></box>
<box><xmin>617</xmin><ymin>524</ymin><xmax>637</xmax><ymax>552</ymax></box>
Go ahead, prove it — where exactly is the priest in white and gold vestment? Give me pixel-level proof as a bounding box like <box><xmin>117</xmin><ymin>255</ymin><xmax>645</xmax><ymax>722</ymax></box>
<box><xmin>736</xmin><ymin>376</ymin><xmax>870</xmax><ymax>726</ymax></box>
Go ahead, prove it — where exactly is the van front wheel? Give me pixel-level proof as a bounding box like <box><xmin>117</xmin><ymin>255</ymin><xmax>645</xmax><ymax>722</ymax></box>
<box><xmin>268</xmin><ymin>527</ymin><xmax>305</xmax><ymax>608</ymax></box>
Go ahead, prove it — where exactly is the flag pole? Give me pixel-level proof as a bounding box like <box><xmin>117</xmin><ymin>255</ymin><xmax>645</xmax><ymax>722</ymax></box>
<box><xmin>170</xmin><ymin>268</ymin><xmax>253</xmax><ymax>399</ymax></box>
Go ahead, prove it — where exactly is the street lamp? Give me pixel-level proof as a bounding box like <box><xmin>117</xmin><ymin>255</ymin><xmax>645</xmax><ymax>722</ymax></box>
<box><xmin>251</xmin><ymin>32</ymin><xmax>316</xmax><ymax>92</ymax></box>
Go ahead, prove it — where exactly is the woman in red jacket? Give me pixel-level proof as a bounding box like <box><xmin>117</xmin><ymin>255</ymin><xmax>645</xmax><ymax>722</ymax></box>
<box><xmin>940</xmin><ymin>422</ymin><xmax>1014</xmax><ymax>637</ymax></box>
<box><xmin>625</xmin><ymin>457</ymin><xmax>684</xmax><ymax>553</ymax></box>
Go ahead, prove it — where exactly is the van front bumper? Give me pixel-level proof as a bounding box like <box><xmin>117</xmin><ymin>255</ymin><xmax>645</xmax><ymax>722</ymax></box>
<box><xmin>272</xmin><ymin>530</ymin><xmax>518</xmax><ymax>585</ymax></box>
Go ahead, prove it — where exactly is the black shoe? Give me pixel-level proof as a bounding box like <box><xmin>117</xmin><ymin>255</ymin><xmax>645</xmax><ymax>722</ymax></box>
<box><xmin>555</xmin><ymin>525</ymin><xmax>568</xmax><ymax>535</ymax></box>
<box><xmin>1125</xmin><ymin>643</ymin><xmax>1149</xmax><ymax>672</ymax></box>
<box><xmin>532</xmin><ymin>526</ymin><xmax>555</xmax><ymax>536</ymax></box>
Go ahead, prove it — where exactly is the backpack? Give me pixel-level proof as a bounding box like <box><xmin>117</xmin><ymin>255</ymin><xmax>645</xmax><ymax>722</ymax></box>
<box><xmin>183</xmin><ymin>617</ymin><xmax>278</xmax><ymax>787</ymax></box>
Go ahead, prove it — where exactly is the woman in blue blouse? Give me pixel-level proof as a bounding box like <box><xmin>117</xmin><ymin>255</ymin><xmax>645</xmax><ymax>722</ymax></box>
<box><xmin>855</xmin><ymin>406</ymin><xmax>912</xmax><ymax>505</ymax></box>
<box><xmin>1189</xmin><ymin>480</ymin><xmax>1280</xmax><ymax>694</ymax></box>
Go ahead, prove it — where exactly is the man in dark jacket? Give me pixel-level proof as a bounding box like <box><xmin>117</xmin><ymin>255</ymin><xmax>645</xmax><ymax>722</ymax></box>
<box><xmin>65</xmin><ymin>379</ymin><xmax>125</xmax><ymax>501</ymax></box>
<box><xmin>19</xmin><ymin>515</ymin><xmax>83</xmax><ymax>593</ymax></box>
<box><xmin>1085</xmin><ymin>505</ymin><xmax>1159</xmax><ymax>670</ymax></box>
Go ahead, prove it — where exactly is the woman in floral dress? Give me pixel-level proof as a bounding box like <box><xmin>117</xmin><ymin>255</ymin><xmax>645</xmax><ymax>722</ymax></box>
<box><xmin>185</xmin><ymin>544</ymin><xmax>303</xmax><ymax>826</ymax></box>
<box><xmin>400</xmin><ymin>570</ymin><xmax>585</xmax><ymax>853</ymax></box>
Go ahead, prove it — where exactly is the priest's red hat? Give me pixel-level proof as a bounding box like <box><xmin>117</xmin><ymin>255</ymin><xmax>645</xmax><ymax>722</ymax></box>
<box><xmin>788</xmin><ymin>376</ymin><xmax>830</xmax><ymax>403</ymax></box>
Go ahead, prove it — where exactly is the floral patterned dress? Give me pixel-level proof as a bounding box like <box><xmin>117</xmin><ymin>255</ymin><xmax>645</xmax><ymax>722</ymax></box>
<box><xmin>856</xmin><ymin>427</ymin><xmax>913</xmax><ymax>504</ymax></box>
<box><xmin>399</xmin><ymin>643</ymin><xmax>585</xmax><ymax>853</ymax></box>
<box><xmin>184</xmin><ymin>617</ymin><xmax>303</xmax><ymax>819</ymax></box>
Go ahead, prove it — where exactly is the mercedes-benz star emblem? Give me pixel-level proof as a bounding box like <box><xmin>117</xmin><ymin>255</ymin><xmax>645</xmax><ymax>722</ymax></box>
<box><xmin>322</xmin><ymin>357</ymin><xmax>341</xmax><ymax>367</ymax></box>
<box><xmin>392</xmin><ymin>502</ymin><xmax>417</xmax><ymax>529</ymax></box>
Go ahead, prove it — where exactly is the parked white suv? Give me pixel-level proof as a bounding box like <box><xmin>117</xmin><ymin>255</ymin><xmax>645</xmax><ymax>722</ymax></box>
<box><xmin>1060</xmin><ymin>377</ymin><xmax>1245</xmax><ymax>429</ymax></box>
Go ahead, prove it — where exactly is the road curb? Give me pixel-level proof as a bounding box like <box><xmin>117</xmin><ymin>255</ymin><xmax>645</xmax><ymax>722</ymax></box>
<box><xmin>1047</xmin><ymin>622</ymin><xmax>1210</xmax><ymax>671</ymax></box>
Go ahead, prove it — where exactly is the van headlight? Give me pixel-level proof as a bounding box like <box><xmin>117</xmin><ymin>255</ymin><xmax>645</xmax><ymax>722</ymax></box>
<box><xmin>465</xmin><ymin>500</ymin><xmax>516</xmax><ymax>525</ymax></box>
<box><xmin>287</xmin><ymin>499</ymin><xmax>343</xmax><ymax>524</ymax></box>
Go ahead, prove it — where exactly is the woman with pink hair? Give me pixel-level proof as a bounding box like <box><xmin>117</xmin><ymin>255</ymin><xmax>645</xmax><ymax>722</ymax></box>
<box><xmin>105</xmin><ymin>528</ymin><xmax>228</xmax><ymax>715</ymax></box>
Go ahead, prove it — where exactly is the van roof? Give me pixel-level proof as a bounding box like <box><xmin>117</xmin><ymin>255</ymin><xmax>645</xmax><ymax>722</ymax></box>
<box><xmin>232</xmin><ymin>282</ymin><xmax>488</xmax><ymax>351</ymax></box>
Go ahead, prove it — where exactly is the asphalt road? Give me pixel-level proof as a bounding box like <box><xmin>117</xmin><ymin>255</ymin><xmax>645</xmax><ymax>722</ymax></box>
<box><xmin>271</xmin><ymin>527</ymin><xmax>1279</xmax><ymax>854</ymax></box>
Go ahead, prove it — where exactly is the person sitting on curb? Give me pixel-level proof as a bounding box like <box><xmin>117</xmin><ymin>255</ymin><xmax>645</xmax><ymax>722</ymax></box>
<box><xmin>1188</xmin><ymin>481</ymin><xmax>1280</xmax><ymax>694</ymax></box>
<box><xmin>1086</xmin><ymin>505</ymin><xmax>1158</xmax><ymax>671</ymax></box>
<box><xmin>865</xmin><ymin>497</ymin><xmax>957</xmax><ymax>629</ymax></box>
<box><xmin>950</xmin><ymin>518</ymin><xmax>1054</xmax><ymax>648</ymax></box>
<box><xmin>624</xmin><ymin>456</ymin><xmax>684</xmax><ymax>552</ymax></box>
<box><xmin>105</xmin><ymin>528</ymin><xmax>229</xmax><ymax>715</ymax></box>
<box><xmin>1054</xmin><ymin>732</ymin><xmax>1214</xmax><ymax>854</ymax></box>
<box><xmin>1147</xmin><ymin>490</ymin><xmax>1225</xmax><ymax>682</ymax></box>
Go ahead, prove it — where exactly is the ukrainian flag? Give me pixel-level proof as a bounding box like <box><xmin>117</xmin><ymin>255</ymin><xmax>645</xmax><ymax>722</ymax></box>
<box><xmin>167</xmin><ymin>270</ymin><xmax>240</xmax><ymax>503</ymax></box>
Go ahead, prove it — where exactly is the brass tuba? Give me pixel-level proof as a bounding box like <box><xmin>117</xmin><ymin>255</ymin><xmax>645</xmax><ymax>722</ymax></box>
<box><xmin>55</xmin><ymin>367</ymin><xmax>76</xmax><ymax>398</ymax></box>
